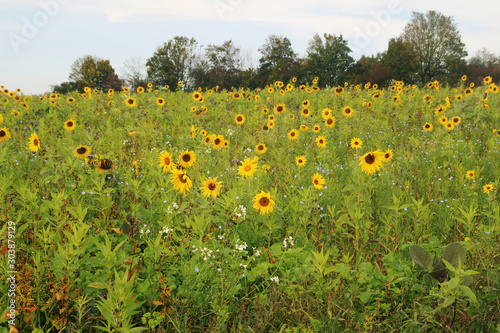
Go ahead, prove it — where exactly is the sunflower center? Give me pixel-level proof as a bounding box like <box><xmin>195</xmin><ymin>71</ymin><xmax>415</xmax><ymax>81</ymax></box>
<box><xmin>67</xmin><ymin>121</ymin><xmax>73</xmax><ymax>127</ymax></box>
<box><xmin>259</xmin><ymin>197</ymin><xmax>270</xmax><ymax>207</ymax></box>
<box><xmin>385</xmin><ymin>153</ymin><xmax>390</xmax><ymax>159</ymax></box>
<box><xmin>258</xmin><ymin>145</ymin><xmax>264</xmax><ymax>150</ymax></box>
<box><xmin>425</xmin><ymin>124</ymin><xmax>430</xmax><ymax>128</ymax></box>
<box><xmin>0</xmin><ymin>130</ymin><xmax>5</xmax><ymax>137</ymax></box>
<box><xmin>277</xmin><ymin>106</ymin><xmax>283</xmax><ymax>112</ymax></box>
<box><xmin>244</xmin><ymin>165</ymin><xmax>251</xmax><ymax>172</ymax></box>
<box><xmin>319</xmin><ymin>140</ymin><xmax>324</xmax><ymax>144</ymax></box>
<box><xmin>164</xmin><ymin>157</ymin><xmax>171</xmax><ymax>165</ymax></box>
<box><xmin>365</xmin><ymin>154</ymin><xmax>375</xmax><ymax>164</ymax></box>
<box><xmin>291</xmin><ymin>132</ymin><xmax>295</xmax><ymax>136</ymax></box>
<box><xmin>208</xmin><ymin>183</ymin><xmax>216</xmax><ymax>191</ymax></box>
<box><xmin>178</xmin><ymin>174</ymin><xmax>187</xmax><ymax>183</ymax></box>
<box><xmin>34</xmin><ymin>139</ymin><xmax>39</xmax><ymax>146</ymax></box>
<box><xmin>345</xmin><ymin>108</ymin><xmax>351</xmax><ymax>113</ymax></box>
<box><xmin>77</xmin><ymin>147</ymin><xmax>86</xmax><ymax>154</ymax></box>
<box><xmin>314</xmin><ymin>179</ymin><xmax>319</xmax><ymax>184</ymax></box>
<box><xmin>237</xmin><ymin>116</ymin><xmax>242</xmax><ymax>122</ymax></box>
<box><xmin>214</xmin><ymin>139</ymin><xmax>221</xmax><ymax>145</ymax></box>
<box><xmin>327</xmin><ymin>118</ymin><xmax>333</xmax><ymax>124</ymax></box>
<box><xmin>182</xmin><ymin>154</ymin><xmax>191</xmax><ymax>162</ymax></box>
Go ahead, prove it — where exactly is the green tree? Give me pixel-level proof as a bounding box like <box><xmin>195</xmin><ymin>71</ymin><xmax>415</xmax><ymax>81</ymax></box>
<box><xmin>305</xmin><ymin>33</ymin><xmax>354</xmax><ymax>87</ymax></box>
<box><xmin>382</xmin><ymin>37</ymin><xmax>419</xmax><ymax>84</ymax></box>
<box><xmin>68</xmin><ymin>55</ymin><xmax>120</xmax><ymax>91</ymax></box>
<box><xmin>257</xmin><ymin>35</ymin><xmax>299</xmax><ymax>85</ymax></box>
<box><xmin>146</xmin><ymin>36</ymin><xmax>198</xmax><ymax>90</ymax></box>
<box><xmin>401</xmin><ymin>11</ymin><xmax>467</xmax><ymax>84</ymax></box>
<box><xmin>205</xmin><ymin>40</ymin><xmax>243</xmax><ymax>90</ymax></box>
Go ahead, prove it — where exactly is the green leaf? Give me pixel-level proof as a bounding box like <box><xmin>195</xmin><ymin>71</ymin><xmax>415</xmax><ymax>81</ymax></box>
<box><xmin>461</xmin><ymin>275</ymin><xmax>473</xmax><ymax>287</ymax></box>
<box><xmin>87</xmin><ymin>281</ymin><xmax>108</xmax><ymax>289</ymax></box>
<box><xmin>442</xmin><ymin>259</ymin><xmax>456</xmax><ymax>273</ymax></box>
<box><xmin>122</xmin><ymin>222</ymin><xmax>131</xmax><ymax>235</ymax></box>
<box><xmin>409</xmin><ymin>244</ymin><xmax>432</xmax><ymax>270</ymax></box>
<box><xmin>458</xmin><ymin>285</ymin><xmax>477</xmax><ymax>303</ymax></box>
<box><xmin>443</xmin><ymin>242</ymin><xmax>466</xmax><ymax>268</ymax></box>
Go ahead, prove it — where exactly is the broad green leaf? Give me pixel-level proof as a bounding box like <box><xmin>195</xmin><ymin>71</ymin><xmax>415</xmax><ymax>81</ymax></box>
<box><xmin>458</xmin><ymin>285</ymin><xmax>477</xmax><ymax>303</ymax></box>
<box><xmin>443</xmin><ymin>243</ymin><xmax>466</xmax><ymax>268</ymax></box>
<box><xmin>409</xmin><ymin>244</ymin><xmax>432</xmax><ymax>270</ymax></box>
<box><xmin>461</xmin><ymin>275</ymin><xmax>473</xmax><ymax>287</ymax></box>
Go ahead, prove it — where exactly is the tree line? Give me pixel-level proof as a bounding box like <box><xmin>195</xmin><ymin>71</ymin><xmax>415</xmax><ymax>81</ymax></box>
<box><xmin>52</xmin><ymin>10</ymin><xmax>500</xmax><ymax>94</ymax></box>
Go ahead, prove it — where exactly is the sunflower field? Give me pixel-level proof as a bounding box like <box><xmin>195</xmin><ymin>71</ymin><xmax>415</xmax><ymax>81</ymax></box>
<box><xmin>0</xmin><ymin>78</ymin><xmax>499</xmax><ymax>332</ymax></box>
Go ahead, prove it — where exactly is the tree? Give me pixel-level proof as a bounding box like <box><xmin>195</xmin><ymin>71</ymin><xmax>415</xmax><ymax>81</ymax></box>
<box><xmin>348</xmin><ymin>55</ymin><xmax>392</xmax><ymax>86</ymax></box>
<box><xmin>401</xmin><ymin>11</ymin><xmax>467</xmax><ymax>84</ymax></box>
<box><xmin>468</xmin><ymin>48</ymin><xmax>500</xmax><ymax>68</ymax></box>
<box><xmin>205</xmin><ymin>40</ymin><xmax>243</xmax><ymax>90</ymax></box>
<box><xmin>467</xmin><ymin>48</ymin><xmax>500</xmax><ymax>85</ymax></box>
<box><xmin>257</xmin><ymin>35</ymin><xmax>299</xmax><ymax>84</ymax></box>
<box><xmin>305</xmin><ymin>33</ymin><xmax>354</xmax><ymax>87</ymax></box>
<box><xmin>383</xmin><ymin>37</ymin><xmax>419</xmax><ymax>84</ymax></box>
<box><xmin>146</xmin><ymin>36</ymin><xmax>198</xmax><ymax>90</ymax></box>
<box><xmin>68</xmin><ymin>55</ymin><xmax>120</xmax><ymax>91</ymax></box>
<box><xmin>121</xmin><ymin>57</ymin><xmax>148</xmax><ymax>90</ymax></box>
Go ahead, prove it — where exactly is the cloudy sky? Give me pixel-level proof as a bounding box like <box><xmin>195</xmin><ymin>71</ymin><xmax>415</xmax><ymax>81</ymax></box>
<box><xmin>1</xmin><ymin>0</ymin><xmax>499</xmax><ymax>95</ymax></box>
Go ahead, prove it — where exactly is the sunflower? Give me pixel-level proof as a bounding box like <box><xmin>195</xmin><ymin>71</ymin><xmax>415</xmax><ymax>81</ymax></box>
<box><xmin>288</xmin><ymin>129</ymin><xmax>299</xmax><ymax>141</ymax></box>
<box><xmin>465</xmin><ymin>170</ymin><xmax>475</xmax><ymax>179</ymax></box>
<box><xmin>445</xmin><ymin>121</ymin><xmax>454</xmax><ymax>131</ymax></box>
<box><xmin>0</xmin><ymin>128</ymin><xmax>11</xmax><ymax>143</ymax></box>
<box><xmin>359</xmin><ymin>151</ymin><xmax>384</xmax><ymax>175</ymax></box>
<box><xmin>189</xmin><ymin>125</ymin><xmax>196</xmax><ymax>138</ymax></box>
<box><xmin>12</xmin><ymin>110</ymin><xmax>20</xmax><ymax>117</ymax></box>
<box><xmin>156</xmin><ymin>97</ymin><xmax>165</xmax><ymax>106</ymax></box>
<box><xmin>67</xmin><ymin>97</ymin><xmax>75</xmax><ymax>104</ymax></box>
<box><xmin>125</xmin><ymin>97</ymin><xmax>136</xmax><ymax>108</ymax></box>
<box><xmin>64</xmin><ymin>119</ymin><xmax>76</xmax><ymax>131</ymax></box>
<box><xmin>178</xmin><ymin>150</ymin><xmax>196</xmax><ymax>168</ymax></box>
<box><xmin>268</xmin><ymin>87</ymin><xmax>274</xmax><ymax>93</ymax></box>
<box><xmin>367</xmin><ymin>101</ymin><xmax>373</xmax><ymax>108</ymax></box>
<box><xmin>273</xmin><ymin>104</ymin><xmax>285</xmax><ymax>114</ymax></box>
<box><xmin>342</xmin><ymin>106</ymin><xmax>354</xmax><ymax>117</ymax></box>
<box><xmin>200</xmin><ymin>177</ymin><xmax>223</xmax><ymax>198</ymax></box>
<box><xmin>97</xmin><ymin>159</ymin><xmax>113</xmax><ymax>174</ymax></box>
<box><xmin>312</xmin><ymin>173</ymin><xmax>325</xmax><ymax>190</ymax></box>
<box><xmin>383</xmin><ymin>150</ymin><xmax>393</xmax><ymax>162</ymax></box>
<box><xmin>350</xmin><ymin>137</ymin><xmax>362</xmax><ymax>149</ymax></box>
<box><xmin>137</xmin><ymin>86</ymin><xmax>145</xmax><ymax>94</ymax></box>
<box><xmin>324</xmin><ymin>116</ymin><xmax>335</xmax><ymax>128</ymax></box>
<box><xmin>203</xmin><ymin>135</ymin><xmax>212</xmax><ymax>145</ymax></box>
<box><xmin>451</xmin><ymin>116</ymin><xmax>461</xmax><ymax>125</ymax></box>
<box><xmin>461</xmin><ymin>75</ymin><xmax>467</xmax><ymax>81</ymax></box>
<box><xmin>455</xmin><ymin>94</ymin><xmax>463</xmax><ymax>101</ymax></box>
<box><xmin>302</xmin><ymin>100</ymin><xmax>310</xmax><ymax>107</ymax></box>
<box><xmin>29</xmin><ymin>133</ymin><xmax>40</xmax><ymax>152</ymax></box>
<box><xmin>300</xmin><ymin>124</ymin><xmax>308</xmax><ymax>131</ymax></box>
<box><xmin>316</xmin><ymin>136</ymin><xmax>327</xmax><ymax>148</ymax></box>
<box><xmin>295</xmin><ymin>155</ymin><xmax>306</xmax><ymax>167</ymax></box>
<box><xmin>423</xmin><ymin>123</ymin><xmax>433</xmax><ymax>131</ymax></box>
<box><xmin>301</xmin><ymin>108</ymin><xmax>311</xmax><ymax>117</ymax></box>
<box><xmin>484</xmin><ymin>76</ymin><xmax>492</xmax><ymax>85</ymax></box>
<box><xmin>74</xmin><ymin>145</ymin><xmax>91</xmax><ymax>158</ymax></box>
<box><xmin>439</xmin><ymin>116</ymin><xmax>448</xmax><ymax>125</ymax></box>
<box><xmin>313</xmin><ymin>125</ymin><xmax>320</xmax><ymax>133</ymax></box>
<box><xmin>223</xmin><ymin>140</ymin><xmax>230</xmax><ymax>148</ymax></box>
<box><xmin>483</xmin><ymin>183</ymin><xmax>494</xmax><ymax>193</ymax></box>
<box><xmin>235</xmin><ymin>114</ymin><xmax>245</xmax><ymax>125</ymax></box>
<box><xmin>170</xmin><ymin>169</ymin><xmax>192</xmax><ymax>194</ymax></box>
<box><xmin>321</xmin><ymin>108</ymin><xmax>332</xmax><ymax>119</ymax></box>
<box><xmin>158</xmin><ymin>151</ymin><xmax>174</xmax><ymax>172</ymax></box>
<box><xmin>238</xmin><ymin>157</ymin><xmax>258</xmax><ymax>178</ymax></box>
<box><xmin>192</xmin><ymin>92</ymin><xmax>202</xmax><ymax>101</ymax></box>
<box><xmin>255</xmin><ymin>143</ymin><xmax>267</xmax><ymax>154</ymax></box>
<box><xmin>232</xmin><ymin>92</ymin><xmax>241</xmax><ymax>100</ymax></box>
<box><xmin>334</xmin><ymin>87</ymin><xmax>344</xmax><ymax>95</ymax></box>
<box><xmin>252</xmin><ymin>191</ymin><xmax>275</xmax><ymax>215</ymax></box>
<box><xmin>212</xmin><ymin>134</ymin><xmax>225</xmax><ymax>149</ymax></box>
<box><xmin>435</xmin><ymin>105</ymin><xmax>446</xmax><ymax>115</ymax></box>
<box><xmin>178</xmin><ymin>81</ymin><xmax>183</xmax><ymax>87</ymax></box>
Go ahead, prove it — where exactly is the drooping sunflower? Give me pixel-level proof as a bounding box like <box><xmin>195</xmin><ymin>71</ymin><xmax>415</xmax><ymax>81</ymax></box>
<box><xmin>170</xmin><ymin>169</ymin><xmax>192</xmax><ymax>194</ymax></box>
<box><xmin>74</xmin><ymin>145</ymin><xmax>91</xmax><ymax>158</ymax></box>
<box><xmin>288</xmin><ymin>129</ymin><xmax>299</xmax><ymax>141</ymax></box>
<box><xmin>125</xmin><ymin>97</ymin><xmax>136</xmax><ymax>108</ymax></box>
<box><xmin>350</xmin><ymin>137</ymin><xmax>362</xmax><ymax>149</ymax></box>
<box><xmin>156</xmin><ymin>97</ymin><xmax>165</xmax><ymax>106</ymax></box>
<box><xmin>301</xmin><ymin>108</ymin><xmax>311</xmax><ymax>117</ymax></box>
<box><xmin>178</xmin><ymin>150</ymin><xmax>196</xmax><ymax>169</ymax></box>
<box><xmin>212</xmin><ymin>135</ymin><xmax>225</xmax><ymax>149</ymax></box>
<box><xmin>359</xmin><ymin>151</ymin><xmax>384</xmax><ymax>175</ymax></box>
<box><xmin>316</xmin><ymin>136</ymin><xmax>327</xmax><ymax>148</ymax></box>
<box><xmin>235</xmin><ymin>114</ymin><xmax>245</xmax><ymax>125</ymax></box>
<box><xmin>451</xmin><ymin>116</ymin><xmax>461</xmax><ymax>125</ymax></box>
<box><xmin>483</xmin><ymin>183</ymin><xmax>494</xmax><ymax>193</ymax></box>
<box><xmin>383</xmin><ymin>150</ymin><xmax>393</xmax><ymax>162</ymax></box>
<box><xmin>465</xmin><ymin>170</ymin><xmax>475</xmax><ymax>179</ymax></box>
<box><xmin>255</xmin><ymin>143</ymin><xmax>267</xmax><ymax>154</ymax></box>
<box><xmin>252</xmin><ymin>190</ymin><xmax>275</xmax><ymax>215</ymax></box>
<box><xmin>423</xmin><ymin>123</ymin><xmax>433</xmax><ymax>131</ymax></box>
<box><xmin>158</xmin><ymin>151</ymin><xmax>174</xmax><ymax>172</ymax></box>
<box><xmin>200</xmin><ymin>177</ymin><xmax>223</xmax><ymax>198</ymax></box>
<box><xmin>342</xmin><ymin>106</ymin><xmax>354</xmax><ymax>117</ymax></box>
<box><xmin>238</xmin><ymin>157</ymin><xmax>258</xmax><ymax>178</ymax></box>
<box><xmin>29</xmin><ymin>133</ymin><xmax>40</xmax><ymax>152</ymax></box>
<box><xmin>312</xmin><ymin>173</ymin><xmax>325</xmax><ymax>190</ymax></box>
<box><xmin>324</xmin><ymin>116</ymin><xmax>335</xmax><ymax>128</ymax></box>
<box><xmin>97</xmin><ymin>159</ymin><xmax>113</xmax><ymax>174</ymax></box>
<box><xmin>274</xmin><ymin>104</ymin><xmax>286</xmax><ymax>114</ymax></box>
<box><xmin>295</xmin><ymin>155</ymin><xmax>306</xmax><ymax>167</ymax></box>
<box><xmin>0</xmin><ymin>128</ymin><xmax>11</xmax><ymax>143</ymax></box>
<box><xmin>64</xmin><ymin>119</ymin><xmax>76</xmax><ymax>131</ymax></box>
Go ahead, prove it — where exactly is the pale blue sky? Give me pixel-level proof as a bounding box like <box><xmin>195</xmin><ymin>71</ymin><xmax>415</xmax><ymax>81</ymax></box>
<box><xmin>1</xmin><ymin>0</ymin><xmax>499</xmax><ymax>95</ymax></box>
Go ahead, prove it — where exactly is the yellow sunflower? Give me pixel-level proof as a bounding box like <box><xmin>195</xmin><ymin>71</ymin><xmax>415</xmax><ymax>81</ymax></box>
<box><xmin>312</xmin><ymin>173</ymin><xmax>325</xmax><ymax>190</ymax></box>
<box><xmin>350</xmin><ymin>138</ymin><xmax>362</xmax><ymax>149</ymax></box>
<box><xmin>300</xmin><ymin>124</ymin><xmax>308</xmax><ymax>131</ymax></box>
<box><xmin>423</xmin><ymin>123</ymin><xmax>433</xmax><ymax>131</ymax></box>
<box><xmin>465</xmin><ymin>170</ymin><xmax>475</xmax><ymax>179</ymax></box>
<box><xmin>64</xmin><ymin>119</ymin><xmax>76</xmax><ymax>131</ymax></box>
<box><xmin>158</xmin><ymin>151</ymin><xmax>174</xmax><ymax>172</ymax></box>
<box><xmin>170</xmin><ymin>169</ymin><xmax>192</xmax><ymax>194</ymax></box>
<box><xmin>274</xmin><ymin>104</ymin><xmax>286</xmax><ymax>114</ymax></box>
<box><xmin>97</xmin><ymin>159</ymin><xmax>113</xmax><ymax>174</ymax></box>
<box><xmin>288</xmin><ymin>129</ymin><xmax>299</xmax><ymax>141</ymax></box>
<box><xmin>295</xmin><ymin>155</ymin><xmax>306</xmax><ymax>167</ymax></box>
<box><xmin>313</xmin><ymin>125</ymin><xmax>320</xmax><ymax>133</ymax></box>
<box><xmin>302</xmin><ymin>100</ymin><xmax>310</xmax><ymax>107</ymax></box>
<box><xmin>67</xmin><ymin>97</ymin><xmax>75</xmax><ymax>104</ymax></box>
<box><xmin>451</xmin><ymin>116</ymin><xmax>461</xmax><ymax>125</ymax></box>
<box><xmin>342</xmin><ymin>106</ymin><xmax>354</xmax><ymax>117</ymax></box>
<box><xmin>235</xmin><ymin>114</ymin><xmax>245</xmax><ymax>125</ymax></box>
<box><xmin>334</xmin><ymin>87</ymin><xmax>344</xmax><ymax>95</ymax></box>
<box><xmin>255</xmin><ymin>143</ymin><xmax>267</xmax><ymax>154</ymax></box>
<box><xmin>301</xmin><ymin>108</ymin><xmax>311</xmax><ymax>117</ymax></box>
<box><xmin>324</xmin><ymin>116</ymin><xmax>335</xmax><ymax>128</ymax></box>
<box><xmin>483</xmin><ymin>183</ymin><xmax>494</xmax><ymax>193</ymax></box>
<box><xmin>445</xmin><ymin>121</ymin><xmax>454</xmax><ymax>131</ymax></box>
<box><xmin>178</xmin><ymin>150</ymin><xmax>196</xmax><ymax>168</ymax></box>
<box><xmin>461</xmin><ymin>75</ymin><xmax>467</xmax><ymax>81</ymax></box>
<box><xmin>137</xmin><ymin>86</ymin><xmax>145</xmax><ymax>94</ymax></box>
<box><xmin>383</xmin><ymin>150</ymin><xmax>393</xmax><ymax>162</ymax></box>
<box><xmin>156</xmin><ymin>97</ymin><xmax>165</xmax><ymax>106</ymax></box>
<box><xmin>359</xmin><ymin>151</ymin><xmax>384</xmax><ymax>175</ymax></box>
<box><xmin>238</xmin><ymin>157</ymin><xmax>258</xmax><ymax>178</ymax></box>
<box><xmin>321</xmin><ymin>108</ymin><xmax>332</xmax><ymax>119</ymax></box>
<box><xmin>439</xmin><ymin>116</ymin><xmax>448</xmax><ymax>125</ymax></box>
<box><xmin>29</xmin><ymin>133</ymin><xmax>40</xmax><ymax>152</ymax></box>
<box><xmin>74</xmin><ymin>145</ymin><xmax>91</xmax><ymax>158</ymax></box>
<box><xmin>0</xmin><ymin>128</ymin><xmax>11</xmax><ymax>143</ymax></box>
<box><xmin>192</xmin><ymin>92</ymin><xmax>202</xmax><ymax>101</ymax></box>
<box><xmin>484</xmin><ymin>76</ymin><xmax>492</xmax><ymax>85</ymax></box>
<box><xmin>200</xmin><ymin>177</ymin><xmax>223</xmax><ymax>198</ymax></box>
<box><xmin>125</xmin><ymin>97</ymin><xmax>136</xmax><ymax>108</ymax></box>
<box><xmin>252</xmin><ymin>191</ymin><xmax>275</xmax><ymax>215</ymax></box>
<box><xmin>316</xmin><ymin>136</ymin><xmax>327</xmax><ymax>148</ymax></box>
<box><xmin>212</xmin><ymin>135</ymin><xmax>225</xmax><ymax>149</ymax></box>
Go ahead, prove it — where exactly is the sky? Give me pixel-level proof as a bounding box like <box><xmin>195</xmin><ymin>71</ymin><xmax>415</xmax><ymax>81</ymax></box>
<box><xmin>1</xmin><ymin>0</ymin><xmax>499</xmax><ymax>95</ymax></box>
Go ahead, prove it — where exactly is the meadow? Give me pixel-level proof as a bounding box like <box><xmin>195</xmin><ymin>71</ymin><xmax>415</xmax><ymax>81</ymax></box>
<box><xmin>0</xmin><ymin>78</ymin><xmax>499</xmax><ymax>332</ymax></box>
